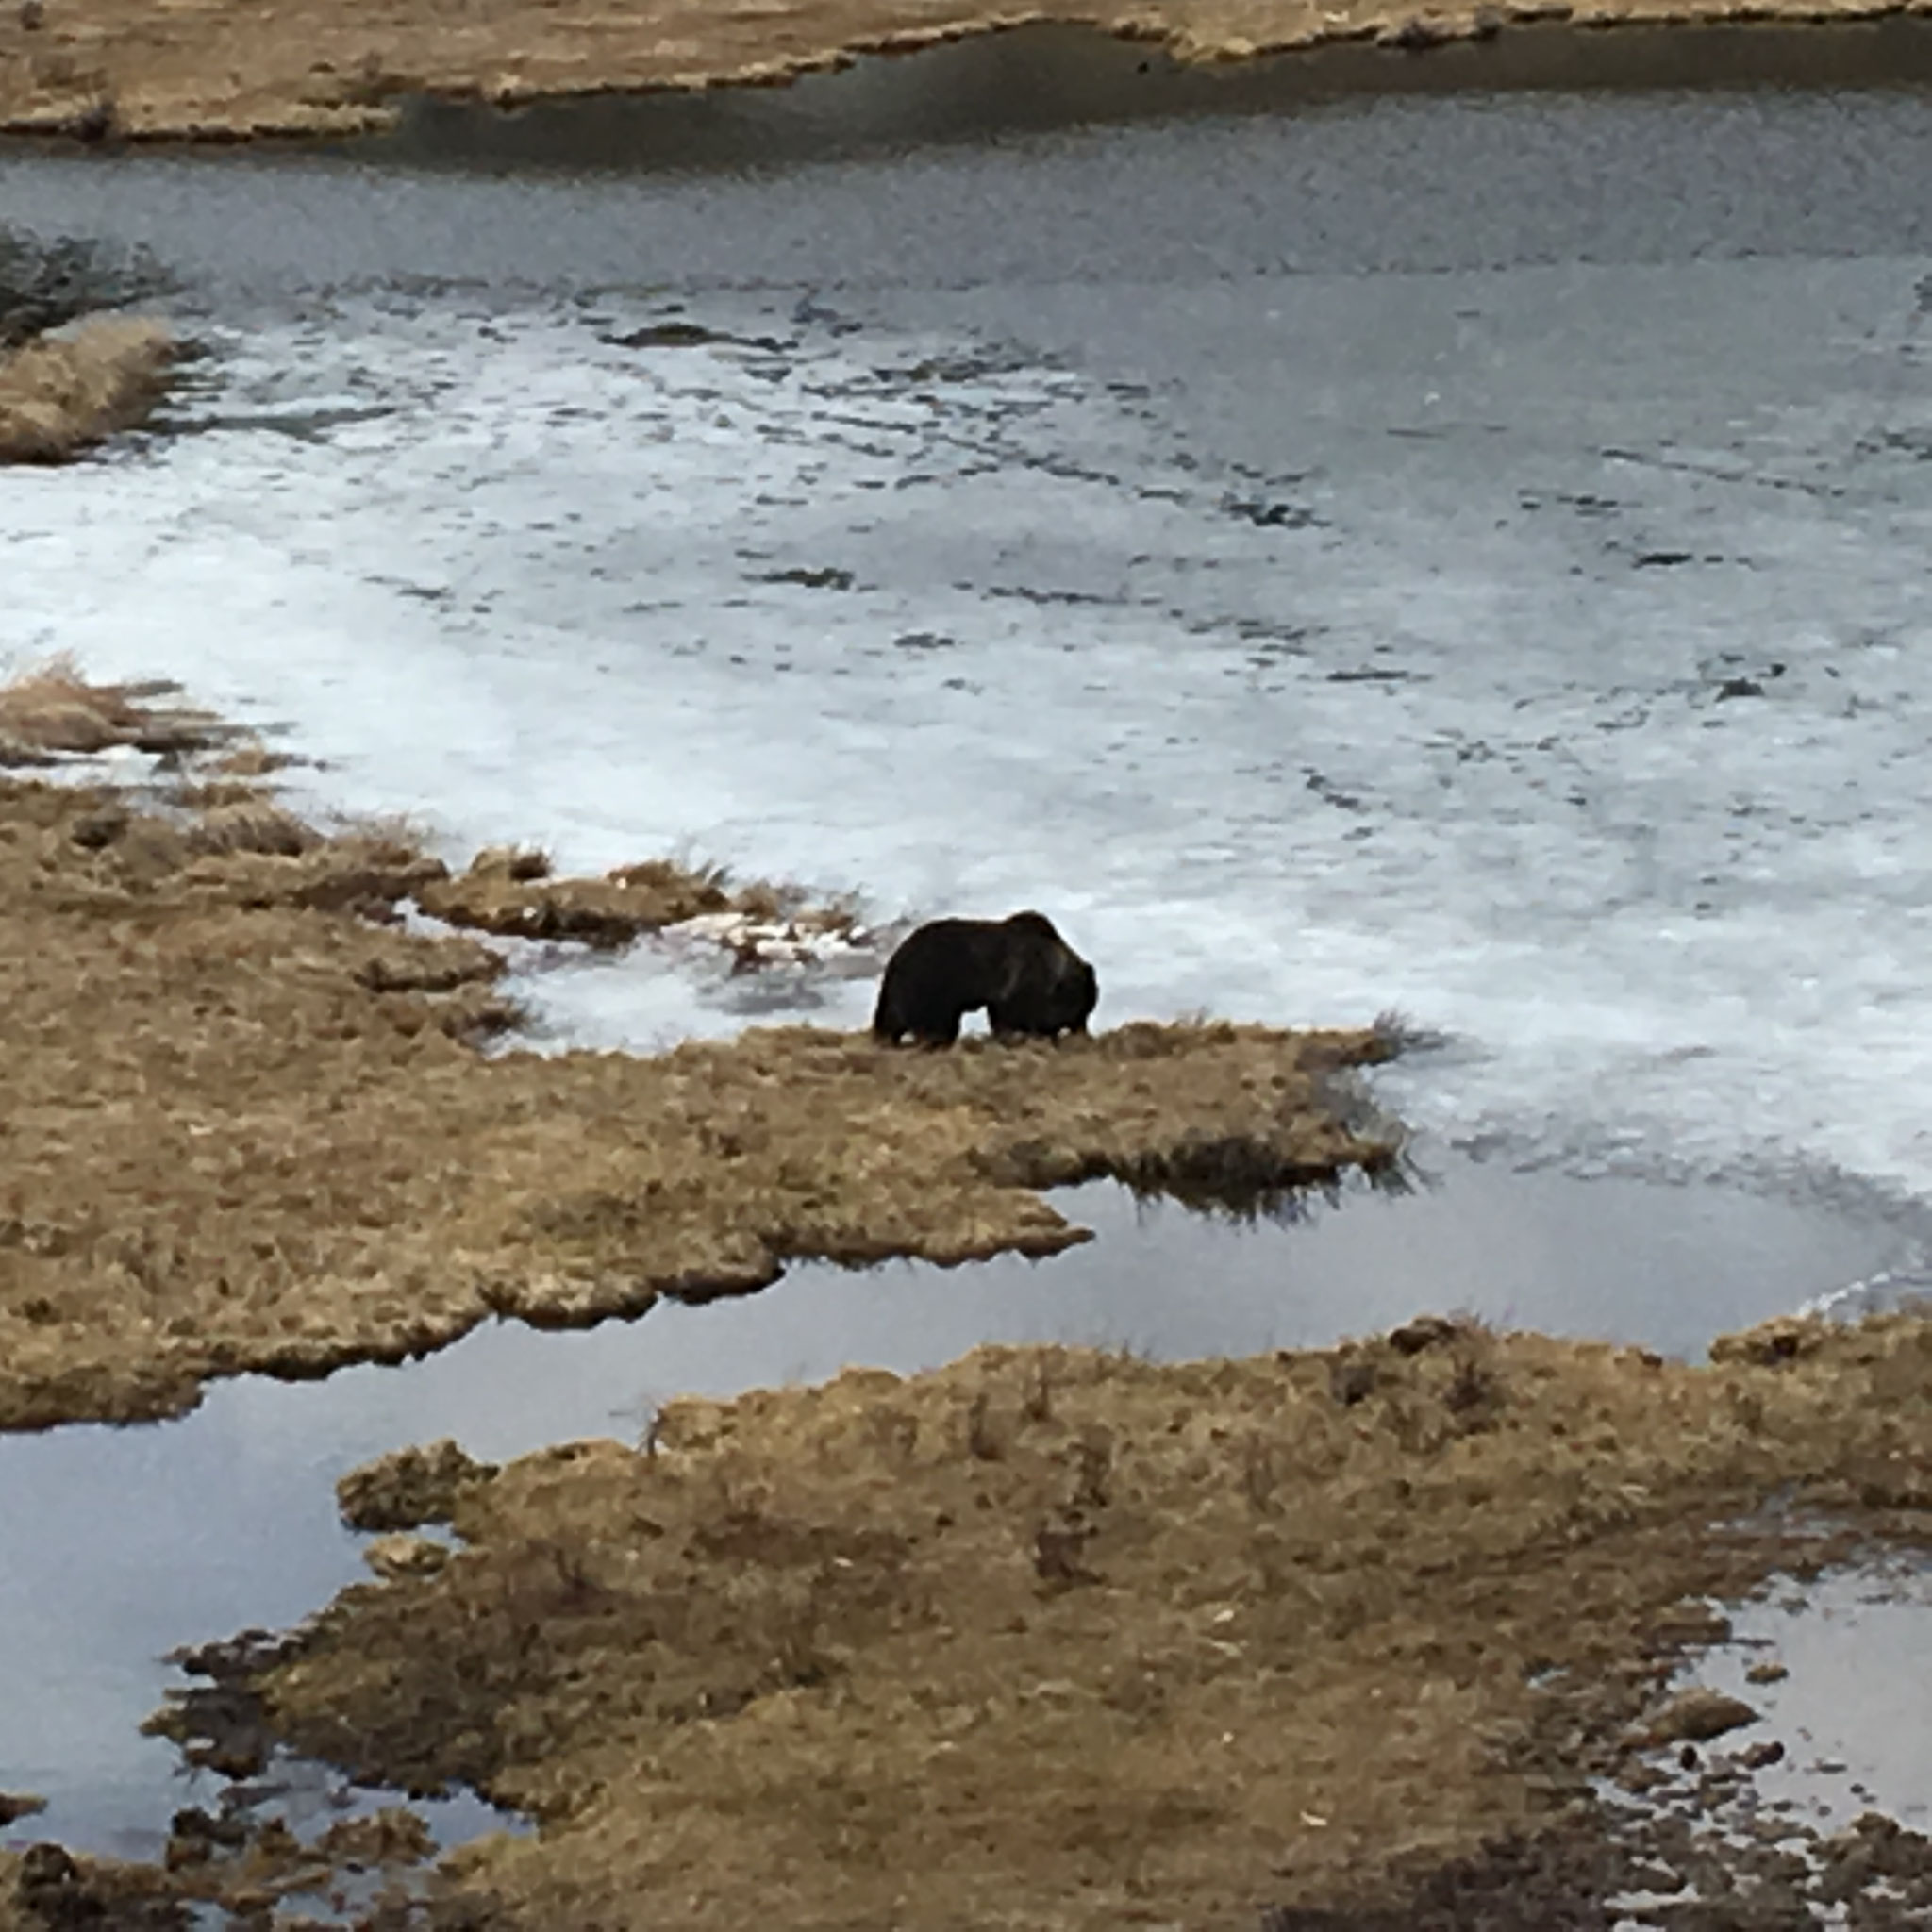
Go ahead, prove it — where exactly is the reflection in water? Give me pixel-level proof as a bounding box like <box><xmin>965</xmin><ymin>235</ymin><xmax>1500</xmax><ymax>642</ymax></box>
<box><xmin>0</xmin><ymin>1157</ymin><xmax>1907</xmax><ymax>1860</ymax></box>
<box><xmin>371</xmin><ymin>20</ymin><xmax>1932</xmax><ymax>178</ymax></box>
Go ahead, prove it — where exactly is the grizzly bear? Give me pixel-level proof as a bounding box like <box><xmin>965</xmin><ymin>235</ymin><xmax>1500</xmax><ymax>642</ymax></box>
<box><xmin>873</xmin><ymin>910</ymin><xmax>1097</xmax><ymax>1047</ymax></box>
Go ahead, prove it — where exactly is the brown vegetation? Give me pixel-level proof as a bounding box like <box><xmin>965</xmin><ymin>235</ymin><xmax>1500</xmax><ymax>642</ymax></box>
<box><xmin>0</xmin><ymin>668</ymin><xmax>1395</xmax><ymax>1433</ymax></box>
<box><xmin>0</xmin><ymin>657</ymin><xmax>240</xmax><ymax>762</ymax></box>
<box><xmin>418</xmin><ymin>845</ymin><xmax>862</xmax><ymax>950</ymax></box>
<box><xmin>132</xmin><ymin>1311</ymin><xmax>1932</xmax><ymax>1930</ymax></box>
<box><xmin>2</xmin><ymin>0</ymin><xmax>1928</xmax><ymax>142</ymax></box>
<box><xmin>0</xmin><ymin>316</ymin><xmax>179</xmax><ymax>462</ymax></box>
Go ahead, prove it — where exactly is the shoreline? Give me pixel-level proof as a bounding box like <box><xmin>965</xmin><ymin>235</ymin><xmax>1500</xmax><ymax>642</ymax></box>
<box><xmin>3</xmin><ymin>695</ymin><xmax>1927</xmax><ymax>1920</ymax></box>
<box><xmin>6</xmin><ymin>1311</ymin><xmax>1924</xmax><ymax>1928</ymax></box>
<box><xmin>2</xmin><ymin>9</ymin><xmax>1931</xmax><ymax>153</ymax></box>
<box><xmin>0</xmin><ymin>667</ymin><xmax>1398</xmax><ymax>1436</ymax></box>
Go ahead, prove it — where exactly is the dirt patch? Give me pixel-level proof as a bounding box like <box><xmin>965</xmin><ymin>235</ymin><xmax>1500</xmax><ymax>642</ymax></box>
<box><xmin>1</xmin><ymin>0</ymin><xmax>1929</xmax><ymax>142</ymax></box>
<box><xmin>0</xmin><ymin>316</ymin><xmax>181</xmax><ymax>463</ymax></box>
<box><xmin>0</xmin><ymin>669</ymin><xmax>1395</xmax><ymax>1434</ymax></box>
<box><xmin>130</xmin><ymin>1311</ymin><xmax>1931</xmax><ymax>1929</ymax></box>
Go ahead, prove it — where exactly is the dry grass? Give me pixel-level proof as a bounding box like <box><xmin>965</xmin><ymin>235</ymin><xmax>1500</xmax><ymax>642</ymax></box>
<box><xmin>0</xmin><ymin>315</ymin><xmax>179</xmax><ymax>462</ymax></box>
<box><xmin>418</xmin><ymin>846</ymin><xmax>852</xmax><ymax>947</ymax></box>
<box><xmin>0</xmin><ymin>0</ymin><xmax>1928</xmax><ymax>140</ymax></box>
<box><xmin>125</xmin><ymin>1312</ymin><xmax>1929</xmax><ymax>1931</ymax></box>
<box><xmin>415</xmin><ymin>846</ymin><xmax>867</xmax><ymax>948</ymax></box>
<box><xmin>0</xmin><ymin>655</ymin><xmax>236</xmax><ymax>761</ymax></box>
<box><xmin>0</xmin><ymin>672</ymin><xmax>1394</xmax><ymax>1432</ymax></box>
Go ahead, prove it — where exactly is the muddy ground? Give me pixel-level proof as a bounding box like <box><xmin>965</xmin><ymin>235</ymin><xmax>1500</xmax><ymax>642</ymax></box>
<box><xmin>8</xmin><ymin>1309</ymin><xmax>1920</xmax><ymax>1929</ymax></box>
<box><xmin>0</xmin><ymin>669</ymin><xmax>1395</xmax><ymax>1434</ymax></box>
<box><xmin>1</xmin><ymin>0</ymin><xmax>1929</xmax><ymax>142</ymax></box>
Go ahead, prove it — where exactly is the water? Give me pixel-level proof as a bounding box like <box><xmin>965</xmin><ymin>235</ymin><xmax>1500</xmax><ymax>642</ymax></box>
<box><xmin>1688</xmin><ymin>1562</ymin><xmax>1932</xmax><ymax>1833</ymax></box>
<box><xmin>1601</xmin><ymin>1559</ymin><xmax>1932</xmax><ymax>1925</ymax></box>
<box><xmin>7</xmin><ymin>46</ymin><xmax>1932</xmax><ymax>1874</ymax></box>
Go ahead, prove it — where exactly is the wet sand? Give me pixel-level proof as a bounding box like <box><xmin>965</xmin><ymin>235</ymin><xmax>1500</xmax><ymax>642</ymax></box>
<box><xmin>4</xmin><ymin>0</ymin><xmax>1932</xmax><ymax>144</ymax></box>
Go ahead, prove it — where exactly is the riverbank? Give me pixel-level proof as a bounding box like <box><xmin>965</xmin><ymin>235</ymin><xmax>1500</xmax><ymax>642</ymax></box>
<box><xmin>3</xmin><ymin>2</ymin><xmax>1931</xmax><ymax>145</ymax></box>
<box><xmin>10</xmin><ymin>1308</ymin><xmax>1921</xmax><ymax>1929</ymax></box>
<box><xmin>0</xmin><ymin>668</ymin><xmax>1397</xmax><ymax>1434</ymax></box>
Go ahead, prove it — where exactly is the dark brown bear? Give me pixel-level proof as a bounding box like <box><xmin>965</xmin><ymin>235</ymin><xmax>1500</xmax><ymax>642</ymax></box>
<box><xmin>873</xmin><ymin>910</ymin><xmax>1097</xmax><ymax>1047</ymax></box>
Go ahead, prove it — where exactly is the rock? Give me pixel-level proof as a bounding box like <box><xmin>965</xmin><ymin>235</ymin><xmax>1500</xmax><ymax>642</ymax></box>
<box><xmin>13</xmin><ymin>1842</ymin><xmax>104</xmax><ymax>1924</ymax></box>
<box><xmin>1377</xmin><ymin>14</ymin><xmax>1457</xmax><ymax>48</ymax></box>
<box><xmin>364</xmin><ymin>1534</ymin><xmax>452</xmax><ymax>1581</ymax></box>
<box><xmin>1710</xmin><ymin>1318</ymin><xmax>1817</xmax><ymax>1366</ymax></box>
<box><xmin>336</xmin><ymin>1439</ymin><xmax>497</xmax><ymax>1533</ymax></box>
<box><xmin>68</xmin><ymin>805</ymin><xmax>126</xmax><ymax>850</ymax></box>
<box><xmin>1641</xmin><ymin>1688</ymin><xmax>1761</xmax><ymax>1747</ymax></box>
<box><xmin>469</xmin><ymin>844</ymin><xmax>551</xmax><ymax>881</ymax></box>
<box><xmin>609</xmin><ymin>320</ymin><xmax>722</xmax><ymax>349</ymax></box>
<box><xmin>1387</xmin><ymin>1314</ymin><xmax>1462</xmax><ymax>1356</ymax></box>
<box><xmin>0</xmin><ymin>1790</ymin><xmax>46</xmax><ymax>1825</ymax></box>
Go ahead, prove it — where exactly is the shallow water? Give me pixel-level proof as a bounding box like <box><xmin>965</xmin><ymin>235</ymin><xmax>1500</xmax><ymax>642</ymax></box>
<box><xmin>1689</xmin><ymin>1562</ymin><xmax>1932</xmax><ymax>1832</ymax></box>
<box><xmin>1600</xmin><ymin>1559</ymin><xmax>1932</xmax><ymax>1925</ymax></box>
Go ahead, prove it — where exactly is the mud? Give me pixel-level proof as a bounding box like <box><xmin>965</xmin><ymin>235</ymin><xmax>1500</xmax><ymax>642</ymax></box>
<box><xmin>4</xmin><ymin>0</ymin><xmax>1932</xmax><ymax>143</ymax></box>
<box><xmin>0</xmin><ymin>669</ymin><xmax>1395</xmax><ymax>1434</ymax></box>
<box><xmin>121</xmin><ymin>1310</ymin><xmax>1932</xmax><ymax>1929</ymax></box>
